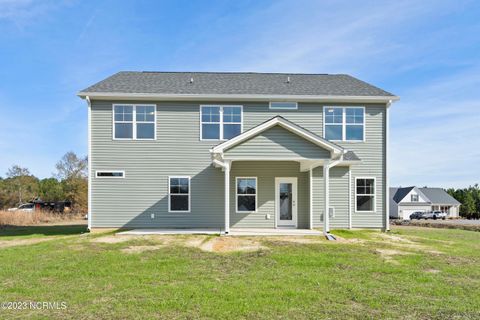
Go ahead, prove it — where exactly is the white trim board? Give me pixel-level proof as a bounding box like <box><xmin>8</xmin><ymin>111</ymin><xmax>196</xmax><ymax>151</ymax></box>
<box><xmin>79</xmin><ymin>92</ymin><xmax>399</xmax><ymax>103</ymax></box>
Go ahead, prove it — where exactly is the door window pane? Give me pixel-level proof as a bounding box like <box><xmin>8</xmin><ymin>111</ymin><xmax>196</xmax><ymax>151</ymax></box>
<box><xmin>279</xmin><ymin>183</ymin><xmax>293</xmax><ymax>220</ymax></box>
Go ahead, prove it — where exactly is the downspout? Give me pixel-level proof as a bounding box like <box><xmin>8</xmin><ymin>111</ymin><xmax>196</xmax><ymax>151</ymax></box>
<box><xmin>309</xmin><ymin>167</ymin><xmax>313</xmax><ymax>230</ymax></box>
<box><xmin>212</xmin><ymin>158</ymin><xmax>231</xmax><ymax>235</ymax></box>
<box><xmin>385</xmin><ymin>100</ymin><xmax>391</xmax><ymax>231</ymax></box>
<box><xmin>86</xmin><ymin>96</ymin><xmax>92</xmax><ymax>231</ymax></box>
<box><xmin>324</xmin><ymin>159</ymin><xmax>341</xmax><ymax>238</ymax></box>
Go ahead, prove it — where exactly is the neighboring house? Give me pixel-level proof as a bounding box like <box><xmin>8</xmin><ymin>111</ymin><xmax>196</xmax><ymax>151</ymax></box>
<box><xmin>78</xmin><ymin>72</ymin><xmax>399</xmax><ymax>233</ymax></box>
<box><xmin>389</xmin><ymin>186</ymin><xmax>461</xmax><ymax>220</ymax></box>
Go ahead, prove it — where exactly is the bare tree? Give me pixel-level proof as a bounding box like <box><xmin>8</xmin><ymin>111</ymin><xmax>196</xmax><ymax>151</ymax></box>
<box><xmin>5</xmin><ymin>165</ymin><xmax>37</xmax><ymax>205</ymax></box>
<box><xmin>55</xmin><ymin>152</ymin><xmax>88</xmax><ymax>180</ymax></box>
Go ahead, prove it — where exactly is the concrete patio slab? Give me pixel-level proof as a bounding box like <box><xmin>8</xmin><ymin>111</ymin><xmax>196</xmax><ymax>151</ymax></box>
<box><xmin>117</xmin><ymin>228</ymin><xmax>323</xmax><ymax>236</ymax></box>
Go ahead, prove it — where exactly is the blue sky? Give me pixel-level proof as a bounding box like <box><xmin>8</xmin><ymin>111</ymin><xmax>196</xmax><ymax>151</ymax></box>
<box><xmin>0</xmin><ymin>0</ymin><xmax>479</xmax><ymax>188</ymax></box>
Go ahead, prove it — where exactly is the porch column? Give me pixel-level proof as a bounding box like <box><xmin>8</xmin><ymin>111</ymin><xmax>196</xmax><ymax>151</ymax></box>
<box><xmin>323</xmin><ymin>162</ymin><xmax>330</xmax><ymax>234</ymax></box>
<box><xmin>224</xmin><ymin>161</ymin><xmax>231</xmax><ymax>234</ymax></box>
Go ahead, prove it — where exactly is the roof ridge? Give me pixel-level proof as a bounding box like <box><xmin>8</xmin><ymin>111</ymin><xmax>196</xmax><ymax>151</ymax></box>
<box><xmin>134</xmin><ymin>71</ymin><xmax>332</xmax><ymax>75</ymax></box>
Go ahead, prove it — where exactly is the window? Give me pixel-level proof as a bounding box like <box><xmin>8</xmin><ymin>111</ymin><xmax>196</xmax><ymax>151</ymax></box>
<box><xmin>113</xmin><ymin>104</ymin><xmax>156</xmax><ymax>140</ymax></box>
<box><xmin>355</xmin><ymin>178</ymin><xmax>375</xmax><ymax>212</ymax></box>
<box><xmin>169</xmin><ymin>177</ymin><xmax>190</xmax><ymax>212</ymax></box>
<box><xmin>411</xmin><ymin>194</ymin><xmax>419</xmax><ymax>202</ymax></box>
<box><xmin>96</xmin><ymin>170</ymin><xmax>125</xmax><ymax>178</ymax></box>
<box><xmin>324</xmin><ymin>107</ymin><xmax>364</xmax><ymax>141</ymax></box>
<box><xmin>201</xmin><ymin>105</ymin><xmax>242</xmax><ymax>140</ymax></box>
<box><xmin>269</xmin><ymin>102</ymin><xmax>298</xmax><ymax>110</ymax></box>
<box><xmin>236</xmin><ymin>177</ymin><xmax>257</xmax><ymax>212</ymax></box>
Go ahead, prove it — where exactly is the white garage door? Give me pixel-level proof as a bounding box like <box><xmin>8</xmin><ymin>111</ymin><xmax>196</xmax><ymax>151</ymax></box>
<box><xmin>400</xmin><ymin>208</ymin><xmax>427</xmax><ymax>220</ymax></box>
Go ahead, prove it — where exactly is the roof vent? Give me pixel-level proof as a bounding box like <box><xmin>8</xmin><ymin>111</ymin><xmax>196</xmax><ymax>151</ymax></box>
<box><xmin>286</xmin><ymin>76</ymin><xmax>291</xmax><ymax>83</ymax></box>
<box><xmin>189</xmin><ymin>77</ymin><xmax>194</xmax><ymax>84</ymax></box>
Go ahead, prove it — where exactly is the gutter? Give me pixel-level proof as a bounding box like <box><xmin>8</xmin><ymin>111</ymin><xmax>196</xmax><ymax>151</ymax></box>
<box><xmin>77</xmin><ymin>92</ymin><xmax>400</xmax><ymax>104</ymax></box>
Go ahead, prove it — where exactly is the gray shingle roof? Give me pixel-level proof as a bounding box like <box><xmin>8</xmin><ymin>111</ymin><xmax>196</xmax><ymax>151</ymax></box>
<box><xmin>80</xmin><ymin>71</ymin><xmax>395</xmax><ymax>97</ymax></box>
<box><xmin>419</xmin><ymin>188</ymin><xmax>461</xmax><ymax>205</ymax></box>
<box><xmin>390</xmin><ymin>186</ymin><xmax>461</xmax><ymax>205</ymax></box>
<box><xmin>392</xmin><ymin>187</ymin><xmax>415</xmax><ymax>203</ymax></box>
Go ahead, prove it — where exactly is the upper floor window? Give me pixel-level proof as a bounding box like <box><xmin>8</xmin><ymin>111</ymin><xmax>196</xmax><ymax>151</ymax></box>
<box><xmin>411</xmin><ymin>194</ymin><xmax>419</xmax><ymax>202</ymax></box>
<box><xmin>200</xmin><ymin>105</ymin><xmax>242</xmax><ymax>140</ymax></box>
<box><xmin>113</xmin><ymin>104</ymin><xmax>156</xmax><ymax>140</ymax></box>
<box><xmin>324</xmin><ymin>107</ymin><xmax>364</xmax><ymax>141</ymax></box>
<box><xmin>269</xmin><ymin>102</ymin><xmax>298</xmax><ymax>110</ymax></box>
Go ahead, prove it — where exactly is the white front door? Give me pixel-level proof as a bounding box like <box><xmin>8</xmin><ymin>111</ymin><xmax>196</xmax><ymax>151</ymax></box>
<box><xmin>275</xmin><ymin>177</ymin><xmax>298</xmax><ymax>228</ymax></box>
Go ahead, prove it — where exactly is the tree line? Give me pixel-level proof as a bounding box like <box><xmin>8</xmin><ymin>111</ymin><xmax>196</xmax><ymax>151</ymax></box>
<box><xmin>447</xmin><ymin>185</ymin><xmax>480</xmax><ymax>219</ymax></box>
<box><xmin>0</xmin><ymin>152</ymin><xmax>87</xmax><ymax>213</ymax></box>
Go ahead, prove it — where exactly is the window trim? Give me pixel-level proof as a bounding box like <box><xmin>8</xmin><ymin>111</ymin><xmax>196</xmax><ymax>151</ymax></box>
<box><xmin>235</xmin><ymin>176</ymin><xmax>258</xmax><ymax>213</ymax></box>
<box><xmin>112</xmin><ymin>104</ymin><xmax>157</xmax><ymax>140</ymax></box>
<box><xmin>269</xmin><ymin>101</ymin><xmax>298</xmax><ymax>110</ymax></box>
<box><xmin>411</xmin><ymin>194</ymin><xmax>419</xmax><ymax>202</ymax></box>
<box><xmin>168</xmin><ymin>176</ymin><xmax>191</xmax><ymax>213</ymax></box>
<box><xmin>354</xmin><ymin>177</ymin><xmax>376</xmax><ymax>213</ymax></box>
<box><xmin>199</xmin><ymin>105</ymin><xmax>243</xmax><ymax>141</ymax></box>
<box><xmin>323</xmin><ymin>106</ymin><xmax>365</xmax><ymax>142</ymax></box>
<box><xmin>95</xmin><ymin>170</ymin><xmax>125</xmax><ymax>179</ymax></box>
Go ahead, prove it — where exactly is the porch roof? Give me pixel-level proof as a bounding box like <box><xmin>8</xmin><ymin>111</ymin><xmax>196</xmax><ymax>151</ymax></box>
<box><xmin>210</xmin><ymin>116</ymin><xmax>359</xmax><ymax>166</ymax></box>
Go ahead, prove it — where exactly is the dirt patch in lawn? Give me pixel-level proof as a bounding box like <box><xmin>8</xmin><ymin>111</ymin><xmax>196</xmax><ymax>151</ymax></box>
<box><xmin>0</xmin><ymin>237</ymin><xmax>57</xmax><ymax>249</ymax></box>
<box><xmin>375</xmin><ymin>248</ymin><xmax>414</xmax><ymax>264</ymax></box>
<box><xmin>91</xmin><ymin>235</ymin><xmax>138</xmax><ymax>244</ymax></box>
<box><xmin>122</xmin><ymin>245</ymin><xmax>165</xmax><ymax>254</ymax></box>
<box><xmin>198</xmin><ymin>237</ymin><xmax>268</xmax><ymax>253</ymax></box>
<box><xmin>265</xmin><ymin>236</ymin><xmax>324</xmax><ymax>244</ymax></box>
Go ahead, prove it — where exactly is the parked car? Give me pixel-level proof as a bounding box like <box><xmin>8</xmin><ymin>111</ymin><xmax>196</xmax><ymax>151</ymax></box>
<box><xmin>409</xmin><ymin>211</ymin><xmax>425</xmax><ymax>220</ymax></box>
<box><xmin>7</xmin><ymin>203</ymin><xmax>34</xmax><ymax>212</ymax></box>
<box><xmin>423</xmin><ymin>211</ymin><xmax>447</xmax><ymax>220</ymax></box>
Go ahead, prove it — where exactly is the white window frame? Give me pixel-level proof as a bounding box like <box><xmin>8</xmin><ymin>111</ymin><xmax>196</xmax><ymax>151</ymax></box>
<box><xmin>112</xmin><ymin>104</ymin><xmax>157</xmax><ymax>140</ymax></box>
<box><xmin>411</xmin><ymin>194</ymin><xmax>419</xmax><ymax>202</ymax></box>
<box><xmin>323</xmin><ymin>106</ymin><xmax>365</xmax><ymax>142</ymax></box>
<box><xmin>200</xmin><ymin>105</ymin><xmax>243</xmax><ymax>141</ymax></box>
<box><xmin>269</xmin><ymin>101</ymin><xmax>298</xmax><ymax>110</ymax></box>
<box><xmin>354</xmin><ymin>177</ymin><xmax>376</xmax><ymax>213</ymax></box>
<box><xmin>235</xmin><ymin>177</ymin><xmax>258</xmax><ymax>213</ymax></box>
<box><xmin>168</xmin><ymin>176</ymin><xmax>191</xmax><ymax>213</ymax></box>
<box><xmin>95</xmin><ymin>170</ymin><xmax>125</xmax><ymax>178</ymax></box>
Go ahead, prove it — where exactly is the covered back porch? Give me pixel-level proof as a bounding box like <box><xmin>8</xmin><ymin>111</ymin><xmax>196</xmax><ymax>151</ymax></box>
<box><xmin>210</xmin><ymin>116</ymin><xmax>360</xmax><ymax>234</ymax></box>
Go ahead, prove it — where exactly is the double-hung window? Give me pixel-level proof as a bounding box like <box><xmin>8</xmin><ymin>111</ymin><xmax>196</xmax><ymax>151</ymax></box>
<box><xmin>201</xmin><ymin>105</ymin><xmax>242</xmax><ymax>140</ymax></box>
<box><xmin>324</xmin><ymin>107</ymin><xmax>364</xmax><ymax>141</ymax></box>
<box><xmin>355</xmin><ymin>178</ymin><xmax>375</xmax><ymax>212</ymax></box>
<box><xmin>236</xmin><ymin>177</ymin><xmax>257</xmax><ymax>212</ymax></box>
<box><xmin>113</xmin><ymin>104</ymin><xmax>156</xmax><ymax>140</ymax></box>
<box><xmin>169</xmin><ymin>177</ymin><xmax>190</xmax><ymax>212</ymax></box>
<box><xmin>411</xmin><ymin>194</ymin><xmax>419</xmax><ymax>202</ymax></box>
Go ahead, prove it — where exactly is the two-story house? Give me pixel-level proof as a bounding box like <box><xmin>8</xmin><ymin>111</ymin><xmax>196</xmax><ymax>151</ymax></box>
<box><xmin>78</xmin><ymin>72</ymin><xmax>398</xmax><ymax>234</ymax></box>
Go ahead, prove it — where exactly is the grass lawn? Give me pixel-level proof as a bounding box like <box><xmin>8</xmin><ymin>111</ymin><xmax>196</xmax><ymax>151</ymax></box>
<box><xmin>0</xmin><ymin>225</ymin><xmax>479</xmax><ymax>319</ymax></box>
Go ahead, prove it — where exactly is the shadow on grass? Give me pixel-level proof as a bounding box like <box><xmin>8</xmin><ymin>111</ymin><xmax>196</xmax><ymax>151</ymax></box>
<box><xmin>0</xmin><ymin>224</ymin><xmax>88</xmax><ymax>237</ymax></box>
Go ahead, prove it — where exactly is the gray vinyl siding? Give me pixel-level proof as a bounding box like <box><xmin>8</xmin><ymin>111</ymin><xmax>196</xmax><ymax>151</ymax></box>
<box><xmin>224</xmin><ymin>126</ymin><xmax>330</xmax><ymax>160</ymax></box>
<box><xmin>230</xmin><ymin>161</ymin><xmax>309</xmax><ymax>228</ymax></box>
<box><xmin>319</xmin><ymin>104</ymin><xmax>386</xmax><ymax>229</ymax></box>
<box><xmin>311</xmin><ymin>166</ymin><xmax>350</xmax><ymax>229</ymax></box>
<box><xmin>90</xmin><ymin>100</ymin><xmax>386</xmax><ymax>229</ymax></box>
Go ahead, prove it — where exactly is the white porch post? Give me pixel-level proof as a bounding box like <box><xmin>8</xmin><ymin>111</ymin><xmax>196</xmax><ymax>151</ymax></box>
<box><xmin>224</xmin><ymin>161</ymin><xmax>231</xmax><ymax>234</ymax></box>
<box><xmin>323</xmin><ymin>162</ymin><xmax>330</xmax><ymax>234</ymax></box>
